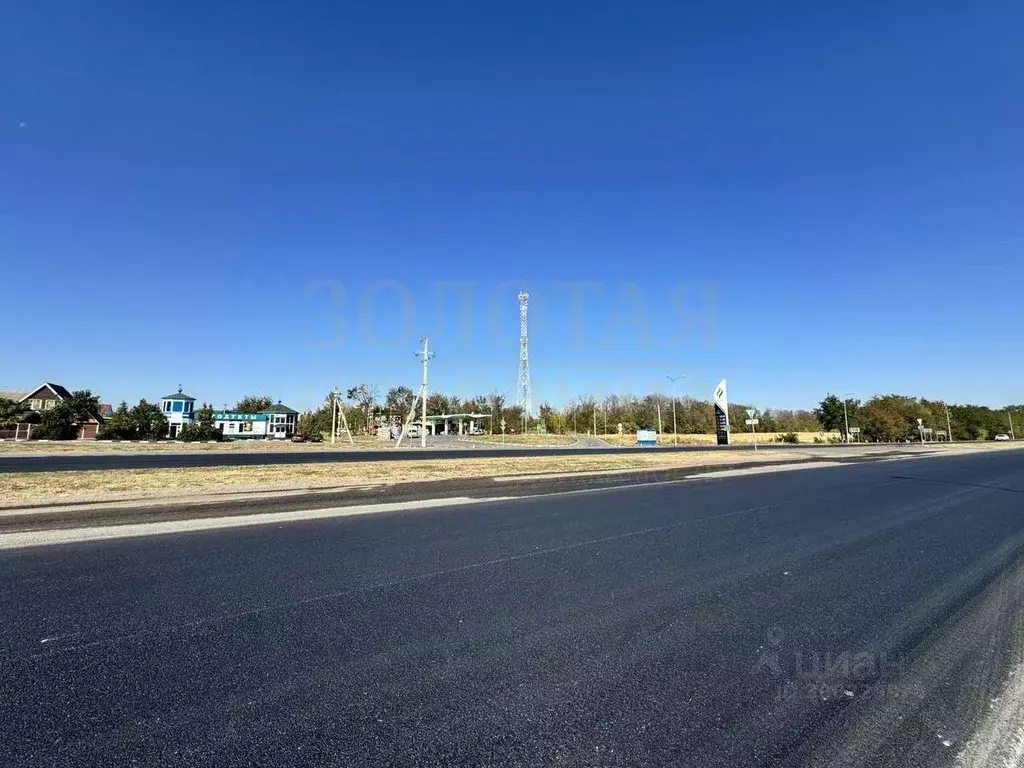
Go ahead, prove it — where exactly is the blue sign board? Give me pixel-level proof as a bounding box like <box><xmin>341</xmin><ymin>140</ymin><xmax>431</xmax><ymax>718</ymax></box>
<box><xmin>636</xmin><ymin>429</ymin><xmax>657</xmax><ymax>446</ymax></box>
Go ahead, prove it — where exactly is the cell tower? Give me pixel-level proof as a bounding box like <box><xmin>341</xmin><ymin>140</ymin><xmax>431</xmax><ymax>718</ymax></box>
<box><xmin>517</xmin><ymin>290</ymin><xmax>532</xmax><ymax>416</ymax></box>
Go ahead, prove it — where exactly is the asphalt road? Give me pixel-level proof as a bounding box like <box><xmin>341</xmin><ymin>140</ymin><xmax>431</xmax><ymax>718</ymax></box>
<box><xmin>0</xmin><ymin>440</ymin><xmax>940</xmax><ymax>473</ymax></box>
<box><xmin>2</xmin><ymin>450</ymin><xmax>1024</xmax><ymax>766</ymax></box>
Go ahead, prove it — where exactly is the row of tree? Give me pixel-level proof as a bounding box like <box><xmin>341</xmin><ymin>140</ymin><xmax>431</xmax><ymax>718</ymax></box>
<box><xmin>2</xmin><ymin>388</ymin><xmax>1019</xmax><ymax>443</ymax></box>
<box><xmin>815</xmin><ymin>393</ymin><xmax>1022</xmax><ymax>442</ymax></box>
<box><xmin>292</xmin><ymin>386</ymin><xmax>1021</xmax><ymax>442</ymax></box>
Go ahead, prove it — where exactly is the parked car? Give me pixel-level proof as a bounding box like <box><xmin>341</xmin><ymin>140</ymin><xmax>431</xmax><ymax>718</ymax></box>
<box><xmin>309</xmin><ymin>434</ymin><xmax>323</xmax><ymax>443</ymax></box>
<box><xmin>291</xmin><ymin>434</ymin><xmax>307</xmax><ymax>443</ymax></box>
<box><xmin>994</xmin><ymin>433</ymin><xmax>1012</xmax><ymax>441</ymax></box>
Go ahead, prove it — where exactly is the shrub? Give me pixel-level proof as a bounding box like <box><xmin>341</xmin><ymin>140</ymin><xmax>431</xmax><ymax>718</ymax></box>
<box><xmin>777</xmin><ymin>432</ymin><xmax>799</xmax><ymax>444</ymax></box>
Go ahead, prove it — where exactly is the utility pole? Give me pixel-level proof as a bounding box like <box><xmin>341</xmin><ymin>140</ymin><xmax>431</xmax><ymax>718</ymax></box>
<box><xmin>843</xmin><ymin>400</ymin><xmax>850</xmax><ymax>444</ymax></box>
<box><xmin>592</xmin><ymin>407</ymin><xmax>597</xmax><ymax>437</ymax></box>
<box><xmin>1009</xmin><ymin>410</ymin><xmax>1017</xmax><ymax>441</ymax></box>
<box><xmin>330</xmin><ymin>388</ymin><xmax>353</xmax><ymax>445</ymax></box>
<box><xmin>395</xmin><ymin>336</ymin><xmax>434</xmax><ymax>449</ymax></box>
<box><xmin>419</xmin><ymin>336</ymin><xmax>432</xmax><ymax>448</ymax></box>
<box><xmin>667</xmin><ymin>374</ymin><xmax>685</xmax><ymax>445</ymax></box>
<box><xmin>945</xmin><ymin>404</ymin><xmax>954</xmax><ymax>443</ymax></box>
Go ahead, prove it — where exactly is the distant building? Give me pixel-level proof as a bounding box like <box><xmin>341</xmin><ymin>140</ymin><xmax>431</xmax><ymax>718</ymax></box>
<box><xmin>160</xmin><ymin>388</ymin><xmax>197</xmax><ymax>438</ymax></box>
<box><xmin>214</xmin><ymin>401</ymin><xmax>299</xmax><ymax>439</ymax></box>
<box><xmin>2</xmin><ymin>382</ymin><xmax>103</xmax><ymax>439</ymax></box>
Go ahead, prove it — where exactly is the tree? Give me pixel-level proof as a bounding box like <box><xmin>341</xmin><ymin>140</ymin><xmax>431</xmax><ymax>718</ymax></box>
<box><xmin>384</xmin><ymin>386</ymin><xmax>416</xmax><ymax>418</ymax></box>
<box><xmin>98</xmin><ymin>399</ymin><xmax>169</xmax><ymax>440</ymax></box>
<box><xmin>178</xmin><ymin>403</ymin><xmax>221</xmax><ymax>442</ymax></box>
<box><xmin>32</xmin><ymin>402</ymin><xmax>78</xmax><ymax>440</ymax></box>
<box><xmin>814</xmin><ymin>394</ymin><xmax>859</xmax><ymax>438</ymax></box>
<box><xmin>486</xmin><ymin>392</ymin><xmax>506</xmax><ymax>434</ymax></box>
<box><xmin>0</xmin><ymin>397</ymin><xmax>26</xmax><ymax>427</ymax></box>
<box><xmin>131</xmin><ymin>399</ymin><xmax>169</xmax><ymax>439</ymax></box>
<box><xmin>346</xmin><ymin>384</ymin><xmax>379</xmax><ymax>432</ymax></box>
<box><xmin>64</xmin><ymin>390</ymin><xmax>101</xmax><ymax>423</ymax></box>
<box><xmin>97</xmin><ymin>402</ymin><xmax>134</xmax><ymax>440</ymax></box>
<box><xmin>235</xmin><ymin>395</ymin><xmax>273</xmax><ymax>413</ymax></box>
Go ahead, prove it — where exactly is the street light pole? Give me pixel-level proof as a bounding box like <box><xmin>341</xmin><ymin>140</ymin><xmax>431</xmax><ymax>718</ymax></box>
<box><xmin>667</xmin><ymin>374</ymin><xmax>685</xmax><ymax>445</ymax></box>
<box><xmin>945</xmin><ymin>404</ymin><xmax>954</xmax><ymax>443</ymax></box>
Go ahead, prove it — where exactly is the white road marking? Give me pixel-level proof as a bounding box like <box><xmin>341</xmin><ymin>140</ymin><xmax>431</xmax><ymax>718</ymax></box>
<box><xmin>0</xmin><ymin>497</ymin><xmax>509</xmax><ymax>551</ymax></box>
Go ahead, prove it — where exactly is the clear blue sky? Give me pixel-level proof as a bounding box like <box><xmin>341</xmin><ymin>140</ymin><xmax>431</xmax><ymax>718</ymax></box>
<box><xmin>3</xmin><ymin>0</ymin><xmax>1022</xmax><ymax>411</ymax></box>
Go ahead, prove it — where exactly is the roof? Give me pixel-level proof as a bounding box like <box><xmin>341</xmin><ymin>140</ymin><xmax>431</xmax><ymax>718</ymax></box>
<box><xmin>0</xmin><ymin>390</ymin><xmax>28</xmax><ymax>402</ymax></box>
<box><xmin>425</xmin><ymin>413</ymin><xmax>492</xmax><ymax>421</ymax></box>
<box><xmin>19</xmin><ymin>382</ymin><xmax>73</xmax><ymax>402</ymax></box>
<box><xmin>261</xmin><ymin>402</ymin><xmax>299</xmax><ymax>415</ymax></box>
<box><xmin>99</xmin><ymin>404</ymin><xmax>114</xmax><ymax>417</ymax></box>
<box><xmin>161</xmin><ymin>390</ymin><xmax>196</xmax><ymax>401</ymax></box>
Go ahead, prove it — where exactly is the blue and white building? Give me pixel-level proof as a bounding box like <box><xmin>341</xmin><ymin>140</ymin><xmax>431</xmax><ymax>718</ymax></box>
<box><xmin>213</xmin><ymin>402</ymin><xmax>299</xmax><ymax>439</ymax></box>
<box><xmin>160</xmin><ymin>387</ymin><xmax>196</xmax><ymax>438</ymax></box>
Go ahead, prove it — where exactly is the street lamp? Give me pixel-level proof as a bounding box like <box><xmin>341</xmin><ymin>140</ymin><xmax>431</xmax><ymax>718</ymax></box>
<box><xmin>667</xmin><ymin>374</ymin><xmax>685</xmax><ymax>445</ymax></box>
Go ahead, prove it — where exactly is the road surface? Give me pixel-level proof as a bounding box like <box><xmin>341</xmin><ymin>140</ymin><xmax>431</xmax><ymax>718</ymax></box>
<box><xmin>2</xmin><ymin>450</ymin><xmax>1024</xmax><ymax>766</ymax></box>
<box><xmin>0</xmin><ymin>440</ymin><xmax>950</xmax><ymax>473</ymax></box>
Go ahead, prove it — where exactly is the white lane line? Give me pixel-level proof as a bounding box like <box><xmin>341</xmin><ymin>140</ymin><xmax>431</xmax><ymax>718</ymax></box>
<box><xmin>0</xmin><ymin>496</ymin><xmax>509</xmax><ymax>551</ymax></box>
<box><xmin>687</xmin><ymin>461</ymin><xmax>844</xmax><ymax>479</ymax></box>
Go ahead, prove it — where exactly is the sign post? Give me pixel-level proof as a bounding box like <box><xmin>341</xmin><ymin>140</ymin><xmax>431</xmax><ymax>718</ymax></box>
<box><xmin>500</xmin><ymin>418</ymin><xmax>506</xmax><ymax>444</ymax></box>
<box><xmin>745</xmin><ymin>409</ymin><xmax>759</xmax><ymax>451</ymax></box>
<box><xmin>713</xmin><ymin>379</ymin><xmax>730</xmax><ymax>446</ymax></box>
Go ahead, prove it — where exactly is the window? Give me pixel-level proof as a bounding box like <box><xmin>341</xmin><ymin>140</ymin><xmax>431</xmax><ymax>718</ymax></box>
<box><xmin>185</xmin><ymin>401</ymin><xmax>193</xmax><ymax>413</ymax></box>
<box><xmin>30</xmin><ymin>399</ymin><xmax>42</xmax><ymax>410</ymax></box>
<box><xmin>163</xmin><ymin>401</ymin><xmax>171</xmax><ymax>412</ymax></box>
<box><xmin>172</xmin><ymin>401</ymin><xmax>183</xmax><ymax>412</ymax></box>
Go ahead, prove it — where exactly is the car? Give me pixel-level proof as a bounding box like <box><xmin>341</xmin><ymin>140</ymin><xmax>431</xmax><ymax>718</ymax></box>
<box><xmin>291</xmin><ymin>434</ymin><xmax>307</xmax><ymax>443</ymax></box>
<box><xmin>309</xmin><ymin>434</ymin><xmax>323</xmax><ymax>443</ymax></box>
<box><xmin>994</xmin><ymin>433</ymin><xmax>1012</xmax><ymax>441</ymax></box>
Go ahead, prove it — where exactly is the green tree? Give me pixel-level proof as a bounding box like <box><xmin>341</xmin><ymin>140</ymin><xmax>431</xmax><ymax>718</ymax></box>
<box><xmin>814</xmin><ymin>394</ymin><xmax>860</xmax><ymax>438</ymax></box>
<box><xmin>178</xmin><ymin>403</ymin><xmax>221</xmax><ymax>442</ymax></box>
<box><xmin>486</xmin><ymin>392</ymin><xmax>506</xmax><ymax>434</ymax></box>
<box><xmin>64</xmin><ymin>390</ymin><xmax>101</xmax><ymax>422</ymax></box>
<box><xmin>97</xmin><ymin>402</ymin><xmax>134</xmax><ymax>439</ymax></box>
<box><xmin>131</xmin><ymin>399</ymin><xmax>169</xmax><ymax>439</ymax></box>
<box><xmin>32</xmin><ymin>402</ymin><xmax>79</xmax><ymax>440</ymax></box>
<box><xmin>347</xmin><ymin>384</ymin><xmax>379</xmax><ymax>432</ymax></box>
<box><xmin>384</xmin><ymin>386</ymin><xmax>416</xmax><ymax>418</ymax></box>
<box><xmin>0</xmin><ymin>397</ymin><xmax>27</xmax><ymax>427</ymax></box>
<box><xmin>235</xmin><ymin>395</ymin><xmax>273</xmax><ymax>413</ymax></box>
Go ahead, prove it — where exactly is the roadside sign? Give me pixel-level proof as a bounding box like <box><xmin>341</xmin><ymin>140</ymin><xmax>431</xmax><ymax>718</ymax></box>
<box><xmin>636</xmin><ymin>429</ymin><xmax>657</xmax><ymax>446</ymax></box>
<box><xmin>746</xmin><ymin>409</ymin><xmax>756</xmax><ymax>419</ymax></box>
<box><xmin>849</xmin><ymin>427</ymin><xmax>861</xmax><ymax>434</ymax></box>
<box><xmin>744</xmin><ymin>419</ymin><xmax>759</xmax><ymax>426</ymax></box>
<box><xmin>500</xmin><ymin>418</ymin><xmax>506</xmax><ymax>432</ymax></box>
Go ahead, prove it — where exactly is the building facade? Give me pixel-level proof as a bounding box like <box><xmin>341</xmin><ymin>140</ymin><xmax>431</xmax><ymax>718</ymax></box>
<box><xmin>213</xmin><ymin>402</ymin><xmax>299</xmax><ymax>439</ymax></box>
<box><xmin>160</xmin><ymin>388</ymin><xmax>196</xmax><ymax>438</ymax></box>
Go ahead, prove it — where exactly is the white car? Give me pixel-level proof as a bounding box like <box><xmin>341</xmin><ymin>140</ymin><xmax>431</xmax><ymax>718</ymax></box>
<box><xmin>994</xmin><ymin>433</ymin><xmax>1012</xmax><ymax>441</ymax></box>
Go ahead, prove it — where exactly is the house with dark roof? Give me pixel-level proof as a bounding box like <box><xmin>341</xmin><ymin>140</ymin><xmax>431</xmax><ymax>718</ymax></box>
<box><xmin>160</xmin><ymin>387</ymin><xmax>197</xmax><ymax>438</ymax></box>
<box><xmin>6</xmin><ymin>383</ymin><xmax>104</xmax><ymax>439</ymax></box>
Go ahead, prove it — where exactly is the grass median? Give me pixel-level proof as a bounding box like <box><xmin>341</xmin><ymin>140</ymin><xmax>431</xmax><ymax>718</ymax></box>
<box><xmin>0</xmin><ymin>450</ymin><xmax>805</xmax><ymax>506</ymax></box>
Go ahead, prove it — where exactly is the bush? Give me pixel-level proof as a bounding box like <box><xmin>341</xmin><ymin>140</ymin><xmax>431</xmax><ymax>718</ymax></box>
<box><xmin>177</xmin><ymin>422</ymin><xmax>222</xmax><ymax>442</ymax></box>
<box><xmin>777</xmin><ymin>432</ymin><xmax>799</xmax><ymax>444</ymax></box>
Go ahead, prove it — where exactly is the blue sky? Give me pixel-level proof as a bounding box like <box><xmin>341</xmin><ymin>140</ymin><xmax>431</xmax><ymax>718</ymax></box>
<box><xmin>3</xmin><ymin>0</ymin><xmax>1022</xmax><ymax>410</ymax></box>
